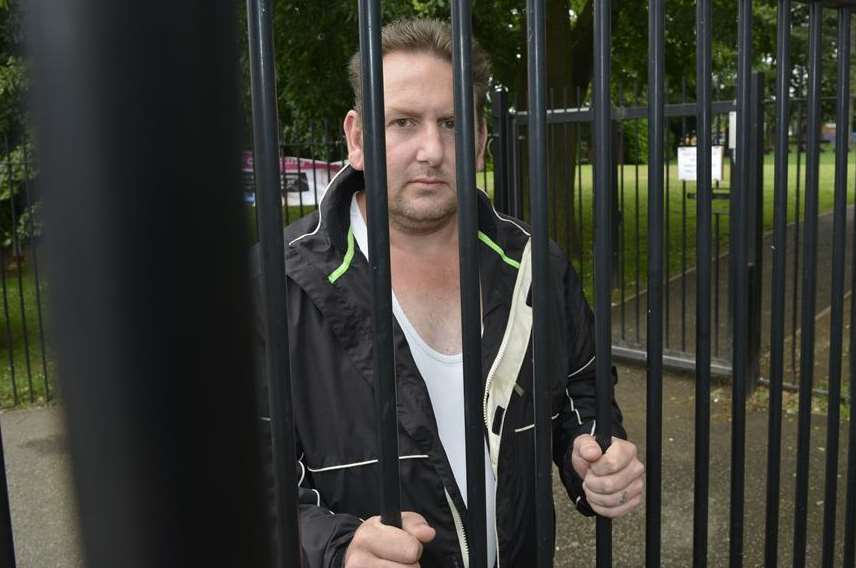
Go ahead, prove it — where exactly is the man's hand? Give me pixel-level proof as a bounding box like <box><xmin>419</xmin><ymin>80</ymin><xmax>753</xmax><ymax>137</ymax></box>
<box><xmin>344</xmin><ymin>511</ymin><xmax>436</xmax><ymax>567</ymax></box>
<box><xmin>571</xmin><ymin>434</ymin><xmax>644</xmax><ymax>518</ymax></box>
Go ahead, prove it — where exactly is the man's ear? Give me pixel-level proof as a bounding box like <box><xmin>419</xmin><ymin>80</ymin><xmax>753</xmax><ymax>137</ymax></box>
<box><xmin>475</xmin><ymin>119</ymin><xmax>488</xmax><ymax>172</ymax></box>
<box><xmin>343</xmin><ymin>110</ymin><xmax>365</xmax><ymax>171</ymax></box>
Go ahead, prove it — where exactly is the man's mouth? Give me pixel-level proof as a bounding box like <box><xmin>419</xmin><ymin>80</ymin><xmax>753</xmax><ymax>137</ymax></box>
<box><xmin>410</xmin><ymin>177</ymin><xmax>447</xmax><ymax>186</ymax></box>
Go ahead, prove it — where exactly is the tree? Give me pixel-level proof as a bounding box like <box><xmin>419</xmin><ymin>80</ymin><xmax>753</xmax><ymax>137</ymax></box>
<box><xmin>243</xmin><ymin>1</ymin><xmax>844</xmax><ymax>257</ymax></box>
<box><xmin>0</xmin><ymin>1</ymin><xmax>34</xmax><ymax>250</ymax></box>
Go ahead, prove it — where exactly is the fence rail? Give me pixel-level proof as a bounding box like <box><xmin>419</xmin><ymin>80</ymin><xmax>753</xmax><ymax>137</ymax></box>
<box><xmin>2</xmin><ymin>1</ymin><xmax>854</xmax><ymax>567</ymax></box>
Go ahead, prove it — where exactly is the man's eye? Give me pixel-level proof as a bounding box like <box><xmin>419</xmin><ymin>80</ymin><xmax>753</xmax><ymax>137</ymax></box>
<box><xmin>441</xmin><ymin>119</ymin><xmax>456</xmax><ymax>129</ymax></box>
<box><xmin>391</xmin><ymin>118</ymin><xmax>413</xmax><ymax>128</ymax></box>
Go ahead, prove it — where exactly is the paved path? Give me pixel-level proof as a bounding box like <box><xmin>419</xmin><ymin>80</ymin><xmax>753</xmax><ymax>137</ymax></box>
<box><xmin>2</xmin><ymin>205</ymin><xmax>853</xmax><ymax>566</ymax></box>
<box><xmin>555</xmin><ymin>364</ymin><xmax>850</xmax><ymax>567</ymax></box>
<box><xmin>1</xmin><ymin>368</ymin><xmax>849</xmax><ymax>567</ymax></box>
<box><xmin>612</xmin><ymin>205</ymin><xmax>856</xmax><ymax>385</ymax></box>
<box><xmin>0</xmin><ymin>406</ymin><xmax>82</xmax><ymax>568</ymax></box>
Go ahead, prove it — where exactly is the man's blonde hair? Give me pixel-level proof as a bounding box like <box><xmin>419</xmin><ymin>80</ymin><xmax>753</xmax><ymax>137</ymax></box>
<box><xmin>348</xmin><ymin>18</ymin><xmax>491</xmax><ymax>121</ymax></box>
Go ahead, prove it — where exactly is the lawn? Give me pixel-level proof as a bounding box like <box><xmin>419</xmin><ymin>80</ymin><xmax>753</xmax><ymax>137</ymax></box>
<box><xmin>2</xmin><ymin>147</ymin><xmax>851</xmax><ymax>410</ymax></box>
<box><xmin>522</xmin><ymin>147</ymin><xmax>852</xmax><ymax>304</ymax></box>
<box><xmin>0</xmin><ymin>256</ymin><xmax>54</xmax><ymax>408</ymax></box>
<box><xmin>259</xmin><ymin>148</ymin><xmax>851</xmax><ymax>304</ymax></box>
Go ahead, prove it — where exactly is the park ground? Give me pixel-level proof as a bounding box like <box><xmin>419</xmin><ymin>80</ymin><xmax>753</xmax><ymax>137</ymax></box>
<box><xmin>1</xmin><ymin>357</ymin><xmax>849</xmax><ymax>567</ymax></box>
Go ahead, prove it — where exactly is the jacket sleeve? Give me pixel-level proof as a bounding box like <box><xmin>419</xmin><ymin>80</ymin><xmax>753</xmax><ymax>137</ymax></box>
<box><xmin>250</xmin><ymin>245</ymin><xmax>362</xmax><ymax>567</ymax></box>
<box><xmin>551</xmin><ymin>252</ymin><xmax>626</xmax><ymax>517</ymax></box>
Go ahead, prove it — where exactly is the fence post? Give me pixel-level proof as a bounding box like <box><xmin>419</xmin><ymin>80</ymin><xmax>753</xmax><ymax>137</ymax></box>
<box><xmin>764</xmin><ymin>3</ymin><xmax>791</xmax><ymax>565</ymax></box>
<box><xmin>746</xmin><ymin>72</ymin><xmax>765</xmax><ymax>392</ymax></box>
<box><xmin>356</xmin><ymin>0</ymin><xmax>403</xmax><ymax>530</ymax></box>
<box><xmin>26</xmin><ymin>2</ymin><xmax>271</xmax><ymax>566</ymax></box>
<box><xmin>492</xmin><ymin>88</ymin><xmax>510</xmax><ymax>214</ymax></box>
<box><xmin>646</xmin><ymin>0</ymin><xmax>665</xmax><ymax>565</ymax></box>
<box><xmin>246</xmin><ymin>0</ymin><xmax>303</xmax><ymax>562</ymax></box>
<box><xmin>593</xmin><ymin>0</ymin><xmax>615</xmax><ymax>565</ymax></box>
<box><xmin>451</xmin><ymin>3</ymin><xmax>488</xmax><ymax>566</ymax></box>
<box><xmin>793</xmin><ymin>2</ymin><xmax>824</xmax><ymax>564</ymax></box>
<box><xmin>730</xmin><ymin>0</ymin><xmax>753</xmax><ymax>563</ymax></box>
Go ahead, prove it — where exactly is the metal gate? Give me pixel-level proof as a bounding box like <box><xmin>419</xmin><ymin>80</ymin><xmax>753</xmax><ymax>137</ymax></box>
<box><xmin>12</xmin><ymin>1</ymin><xmax>856</xmax><ymax>568</ymax></box>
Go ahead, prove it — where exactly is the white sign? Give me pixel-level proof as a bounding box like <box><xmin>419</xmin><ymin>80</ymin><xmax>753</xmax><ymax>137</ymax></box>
<box><xmin>728</xmin><ymin>111</ymin><xmax>737</xmax><ymax>150</ymax></box>
<box><xmin>676</xmin><ymin>145</ymin><xmax>724</xmax><ymax>182</ymax></box>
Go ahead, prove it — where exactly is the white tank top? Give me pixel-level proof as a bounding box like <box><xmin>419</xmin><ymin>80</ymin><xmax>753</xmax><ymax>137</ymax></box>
<box><xmin>350</xmin><ymin>195</ymin><xmax>498</xmax><ymax>567</ymax></box>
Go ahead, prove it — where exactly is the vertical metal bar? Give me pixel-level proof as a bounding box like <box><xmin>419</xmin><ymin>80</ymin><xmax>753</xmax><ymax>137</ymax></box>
<box><xmin>731</xmin><ymin>0</ymin><xmax>753</xmax><ymax>565</ymax></box>
<box><xmin>493</xmin><ymin>88</ymin><xmax>510</xmax><ymax>214</ymax></box>
<box><xmin>20</xmin><ymin>156</ymin><xmax>49</xmax><ymax>400</ymax></box>
<box><xmin>551</xmin><ymin>89</ymin><xmax>558</xmax><ymax>243</ymax></box>
<box><xmin>593</xmin><ymin>0</ymin><xmax>614</xmax><ymax>565</ymax></box>
<box><xmin>560</xmin><ymin>87</ymin><xmax>568</xmax><ymax>259</ymax></box>
<box><xmin>5</xmin><ymin>149</ymin><xmax>33</xmax><ymax>403</ymax></box>
<box><xmin>792</xmin><ymin>3</ymin><xmax>823</xmax><ymax>565</ymax></box>
<box><xmin>842</xmin><ymin>87</ymin><xmax>856</xmax><ymax>568</ymax></box>
<box><xmin>526</xmin><ymin>1</ymin><xmax>554</xmax><ymax>566</ymax></box>
<box><xmin>0</xmin><ymin>246</ymin><xmax>17</xmax><ymax>406</ymax></box>
<box><xmin>846</xmin><ymin>94</ymin><xmax>856</xmax><ymax>567</ymax></box>
<box><xmin>577</xmin><ymin>86</ymin><xmax>585</xmax><ymax>281</ymax></box>
<box><xmin>765</xmin><ymin>4</ymin><xmax>791</xmax><ymax>565</ymax></box>
<box><xmin>715</xmin><ymin>212</ymin><xmax>721</xmax><ymax>357</ymax></box>
<box><xmin>665</xmin><ymin>133</ymin><xmax>672</xmax><ymax>350</ymax></box>
<box><xmin>295</xmin><ymin>152</ymin><xmax>305</xmax><ymax>217</ymax></box>
<box><xmin>747</xmin><ymin>73</ymin><xmax>764</xmax><ymax>393</ymax></box>
<box><xmin>0</xmin><ymin>421</ymin><xmax>15</xmax><ymax>567</ymax></box>
<box><xmin>681</xmin><ymin>82</ymin><xmax>688</xmax><ymax>354</ymax></box>
<box><xmin>283</xmin><ymin>147</ymin><xmax>292</xmax><ymax>226</ymax></box>
<box><xmin>451</xmin><ymin>5</ymin><xmax>488</xmax><ymax>566</ymax></box>
<box><xmin>577</xmin><ymin>86</ymin><xmax>585</xmax><ymax>282</ymax></box>
<box><xmin>245</xmin><ymin>0</ymin><xmax>302</xmax><ymax>562</ymax></box>
<box><xmin>511</xmin><ymin>117</ymin><xmax>522</xmax><ymax>219</ymax></box>
<box><xmin>820</xmin><ymin>7</ymin><xmax>850</xmax><ymax>568</ymax></box>
<box><xmin>693</xmin><ymin>0</ymin><xmax>713</xmax><ymax>565</ymax></box>
<box><xmin>634</xmin><ymin>114</ymin><xmax>640</xmax><ymax>346</ymax></box>
<box><xmin>646</xmin><ymin>0</ymin><xmax>665</xmax><ymax>564</ymax></box>
<box><xmin>357</xmin><ymin>0</ymin><xmax>402</xmax><ymax>529</ymax></box>
<box><xmin>618</xmin><ymin>89</ymin><xmax>626</xmax><ymax>341</ymax></box>
<box><xmin>26</xmin><ymin>1</ymin><xmax>271</xmax><ymax>566</ymax></box>
<box><xmin>310</xmin><ymin>154</ymin><xmax>320</xmax><ymax>211</ymax></box>
<box><xmin>791</xmin><ymin>105</ymin><xmax>804</xmax><ymax>374</ymax></box>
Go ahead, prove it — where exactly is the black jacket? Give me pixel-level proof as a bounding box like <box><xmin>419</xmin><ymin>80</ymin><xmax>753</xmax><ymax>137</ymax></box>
<box><xmin>251</xmin><ymin>165</ymin><xmax>626</xmax><ymax>567</ymax></box>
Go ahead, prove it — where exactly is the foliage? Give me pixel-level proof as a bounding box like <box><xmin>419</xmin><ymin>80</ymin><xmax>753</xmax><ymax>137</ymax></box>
<box><xmin>249</xmin><ymin>0</ymin><xmax>847</xmax><ymax>145</ymax></box>
<box><xmin>0</xmin><ymin>2</ymin><xmax>34</xmax><ymax>250</ymax></box>
<box><xmin>621</xmin><ymin>118</ymin><xmax>648</xmax><ymax>165</ymax></box>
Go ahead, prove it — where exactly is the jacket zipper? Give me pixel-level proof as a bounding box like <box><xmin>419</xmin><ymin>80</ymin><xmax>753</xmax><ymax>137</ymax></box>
<box><xmin>482</xmin><ymin>240</ymin><xmax>532</xmax><ymax>568</ymax></box>
<box><xmin>445</xmin><ymin>488</ymin><xmax>470</xmax><ymax>568</ymax></box>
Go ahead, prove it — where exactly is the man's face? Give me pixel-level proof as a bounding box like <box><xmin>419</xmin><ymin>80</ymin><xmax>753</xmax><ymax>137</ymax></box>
<box><xmin>344</xmin><ymin>51</ymin><xmax>487</xmax><ymax>232</ymax></box>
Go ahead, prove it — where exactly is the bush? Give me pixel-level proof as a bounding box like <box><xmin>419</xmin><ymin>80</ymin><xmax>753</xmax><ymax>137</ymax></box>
<box><xmin>621</xmin><ymin>118</ymin><xmax>648</xmax><ymax>165</ymax></box>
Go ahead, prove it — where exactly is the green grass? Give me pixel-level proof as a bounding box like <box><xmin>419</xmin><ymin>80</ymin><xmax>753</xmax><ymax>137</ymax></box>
<box><xmin>3</xmin><ymin>148</ymin><xmax>848</xmax><ymax>410</ymax></box>
<box><xmin>0</xmin><ymin>256</ymin><xmax>55</xmax><ymax>408</ymax></box>
<box><xmin>550</xmin><ymin>147</ymin><xmax>851</xmax><ymax>303</ymax></box>
<box><xmin>253</xmin><ymin>148</ymin><xmax>851</xmax><ymax>304</ymax></box>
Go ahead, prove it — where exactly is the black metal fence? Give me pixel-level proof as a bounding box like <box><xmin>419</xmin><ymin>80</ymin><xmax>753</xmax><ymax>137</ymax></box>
<box><xmin>0</xmin><ymin>138</ymin><xmax>50</xmax><ymax>409</ymax></box>
<box><xmin>4</xmin><ymin>0</ymin><xmax>855</xmax><ymax>567</ymax></box>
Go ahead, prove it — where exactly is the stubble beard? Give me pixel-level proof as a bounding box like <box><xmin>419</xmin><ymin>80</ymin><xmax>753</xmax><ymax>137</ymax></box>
<box><xmin>387</xmin><ymin>183</ymin><xmax>459</xmax><ymax>235</ymax></box>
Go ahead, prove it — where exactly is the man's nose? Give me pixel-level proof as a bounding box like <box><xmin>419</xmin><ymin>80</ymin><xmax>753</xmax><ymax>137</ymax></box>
<box><xmin>415</xmin><ymin>125</ymin><xmax>446</xmax><ymax>166</ymax></box>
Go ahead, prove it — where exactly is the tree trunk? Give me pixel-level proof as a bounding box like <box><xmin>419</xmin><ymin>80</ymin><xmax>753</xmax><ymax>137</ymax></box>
<box><xmin>512</xmin><ymin>0</ymin><xmax>596</xmax><ymax>259</ymax></box>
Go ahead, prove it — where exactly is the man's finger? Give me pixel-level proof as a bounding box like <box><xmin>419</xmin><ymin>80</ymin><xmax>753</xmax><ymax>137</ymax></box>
<box><xmin>588</xmin><ymin>493</ymin><xmax>643</xmax><ymax>519</ymax></box>
<box><xmin>583</xmin><ymin>458</ymin><xmax>645</xmax><ymax>495</ymax></box>
<box><xmin>573</xmin><ymin>434</ymin><xmax>604</xmax><ymax>463</ymax></box>
<box><xmin>401</xmin><ymin>511</ymin><xmax>437</xmax><ymax>544</ymax></box>
<box><xmin>583</xmin><ymin>476</ymin><xmax>644</xmax><ymax>509</ymax></box>
<box><xmin>588</xmin><ymin>439</ymin><xmax>638</xmax><ymax>476</ymax></box>
<box><xmin>357</xmin><ymin>517</ymin><xmax>425</xmax><ymax>564</ymax></box>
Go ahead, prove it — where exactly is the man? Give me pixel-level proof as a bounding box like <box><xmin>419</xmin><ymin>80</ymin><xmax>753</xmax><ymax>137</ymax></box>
<box><xmin>253</xmin><ymin>17</ymin><xmax>643</xmax><ymax>568</ymax></box>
